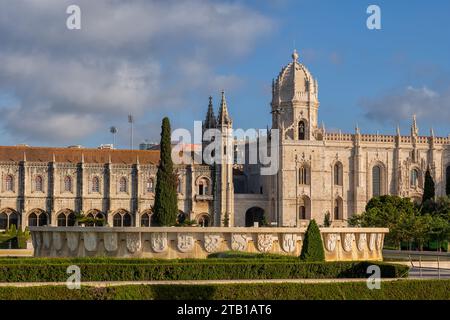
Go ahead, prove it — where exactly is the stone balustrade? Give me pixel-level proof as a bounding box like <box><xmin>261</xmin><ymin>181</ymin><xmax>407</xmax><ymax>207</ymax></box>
<box><xmin>29</xmin><ymin>227</ymin><xmax>389</xmax><ymax>261</ymax></box>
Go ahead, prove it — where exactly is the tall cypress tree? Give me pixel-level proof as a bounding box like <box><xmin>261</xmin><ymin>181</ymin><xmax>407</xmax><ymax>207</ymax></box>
<box><xmin>153</xmin><ymin>117</ymin><xmax>178</xmax><ymax>226</ymax></box>
<box><xmin>300</xmin><ymin>219</ymin><xmax>325</xmax><ymax>262</ymax></box>
<box><xmin>422</xmin><ymin>168</ymin><xmax>435</xmax><ymax>203</ymax></box>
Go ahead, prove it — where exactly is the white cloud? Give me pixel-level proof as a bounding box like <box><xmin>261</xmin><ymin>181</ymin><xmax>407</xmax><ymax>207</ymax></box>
<box><xmin>0</xmin><ymin>0</ymin><xmax>273</xmax><ymax>144</ymax></box>
<box><xmin>360</xmin><ymin>85</ymin><xmax>450</xmax><ymax>125</ymax></box>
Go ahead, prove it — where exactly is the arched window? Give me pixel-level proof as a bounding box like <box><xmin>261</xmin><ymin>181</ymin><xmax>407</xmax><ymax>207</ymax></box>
<box><xmin>35</xmin><ymin>176</ymin><xmax>43</xmax><ymax>192</ymax></box>
<box><xmin>119</xmin><ymin>177</ymin><xmax>127</xmax><ymax>193</ymax></box>
<box><xmin>372</xmin><ymin>166</ymin><xmax>382</xmax><ymax>197</ymax></box>
<box><xmin>141</xmin><ymin>212</ymin><xmax>150</xmax><ymax>227</ymax></box>
<box><xmin>67</xmin><ymin>212</ymin><xmax>76</xmax><ymax>226</ymax></box>
<box><xmin>334</xmin><ymin>163</ymin><xmax>343</xmax><ymax>186</ymax></box>
<box><xmin>113</xmin><ymin>213</ymin><xmax>122</xmax><ymax>227</ymax></box>
<box><xmin>57</xmin><ymin>210</ymin><xmax>76</xmax><ymax>227</ymax></box>
<box><xmin>8</xmin><ymin>212</ymin><xmax>18</xmax><ymax>229</ymax></box>
<box><xmin>299</xmin><ymin>206</ymin><xmax>306</xmax><ymax>220</ymax></box>
<box><xmin>146</xmin><ymin>178</ymin><xmax>154</xmax><ymax>193</ymax></box>
<box><xmin>177</xmin><ymin>211</ymin><xmax>186</xmax><ymax>224</ymax></box>
<box><xmin>113</xmin><ymin>210</ymin><xmax>131</xmax><ymax>227</ymax></box>
<box><xmin>299</xmin><ymin>166</ymin><xmax>308</xmax><ymax>185</ymax></box>
<box><xmin>27</xmin><ymin>210</ymin><xmax>47</xmax><ymax>227</ymax></box>
<box><xmin>334</xmin><ymin>198</ymin><xmax>343</xmax><ymax>220</ymax></box>
<box><xmin>122</xmin><ymin>212</ymin><xmax>132</xmax><ymax>226</ymax></box>
<box><xmin>57</xmin><ymin>213</ymin><xmax>66</xmax><ymax>227</ymax></box>
<box><xmin>446</xmin><ymin>166</ymin><xmax>450</xmax><ymax>196</ymax></box>
<box><xmin>64</xmin><ymin>176</ymin><xmax>72</xmax><ymax>192</ymax></box>
<box><xmin>38</xmin><ymin>213</ymin><xmax>48</xmax><ymax>226</ymax></box>
<box><xmin>298</xmin><ymin>121</ymin><xmax>306</xmax><ymax>140</ymax></box>
<box><xmin>198</xmin><ymin>178</ymin><xmax>209</xmax><ymax>195</ymax></box>
<box><xmin>28</xmin><ymin>213</ymin><xmax>38</xmax><ymax>227</ymax></box>
<box><xmin>5</xmin><ymin>175</ymin><xmax>13</xmax><ymax>192</ymax></box>
<box><xmin>198</xmin><ymin>214</ymin><xmax>210</xmax><ymax>227</ymax></box>
<box><xmin>0</xmin><ymin>213</ymin><xmax>7</xmax><ymax>230</ymax></box>
<box><xmin>92</xmin><ymin>176</ymin><xmax>100</xmax><ymax>193</ymax></box>
<box><xmin>410</xmin><ymin>169</ymin><xmax>419</xmax><ymax>187</ymax></box>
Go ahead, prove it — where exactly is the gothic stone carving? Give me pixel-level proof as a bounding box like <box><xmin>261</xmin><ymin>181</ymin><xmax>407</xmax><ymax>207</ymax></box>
<box><xmin>326</xmin><ymin>233</ymin><xmax>337</xmax><ymax>252</ymax></box>
<box><xmin>151</xmin><ymin>232</ymin><xmax>168</xmax><ymax>253</ymax></box>
<box><xmin>104</xmin><ymin>233</ymin><xmax>118</xmax><ymax>252</ymax></box>
<box><xmin>204</xmin><ymin>234</ymin><xmax>221</xmax><ymax>253</ymax></box>
<box><xmin>281</xmin><ymin>234</ymin><xmax>296</xmax><ymax>253</ymax></box>
<box><xmin>177</xmin><ymin>233</ymin><xmax>194</xmax><ymax>253</ymax></box>
<box><xmin>231</xmin><ymin>234</ymin><xmax>247</xmax><ymax>251</ymax></box>
<box><xmin>126</xmin><ymin>233</ymin><xmax>142</xmax><ymax>253</ymax></box>
<box><xmin>66</xmin><ymin>232</ymin><xmax>79</xmax><ymax>252</ymax></box>
<box><xmin>357</xmin><ymin>233</ymin><xmax>367</xmax><ymax>252</ymax></box>
<box><xmin>257</xmin><ymin>234</ymin><xmax>273</xmax><ymax>252</ymax></box>
<box><xmin>343</xmin><ymin>233</ymin><xmax>354</xmax><ymax>252</ymax></box>
<box><xmin>84</xmin><ymin>232</ymin><xmax>97</xmax><ymax>252</ymax></box>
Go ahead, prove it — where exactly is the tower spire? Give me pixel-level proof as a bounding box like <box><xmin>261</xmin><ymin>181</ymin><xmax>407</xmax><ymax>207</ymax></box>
<box><xmin>203</xmin><ymin>96</ymin><xmax>217</xmax><ymax>130</ymax></box>
<box><xmin>217</xmin><ymin>90</ymin><xmax>232</xmax><ymax>126</ymax></box>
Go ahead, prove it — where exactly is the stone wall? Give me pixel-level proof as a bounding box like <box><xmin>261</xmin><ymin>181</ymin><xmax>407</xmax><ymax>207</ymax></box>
<box><xmin>29</xmin><ymin>226</ymin><xmax>388</xmax><ymax>261</ymax></box>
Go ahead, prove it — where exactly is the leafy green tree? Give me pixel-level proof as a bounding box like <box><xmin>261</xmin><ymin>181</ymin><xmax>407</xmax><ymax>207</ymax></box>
<box><xmin>429</xmin><ymin>216</ymin><xmax>450</xmax><ymax>252</ymax></box>
<box><xmin>300</xmin><ymin>219</ymin><xmax>325</xmax><ymax>262</ymax></box>
<box><xmin>153</xmin><ymin>117</ymin><xmax>178</xmax><ymax>226</ymax></box>
<box><xmin>422</xmin><ymin>168</ymin><xmax>435</xmax><ymax>203</ymax></box>
<box><xmin>411</xmin><ymin>214</ymin><xmax>433</xmax><ymax>251</ymax></box>
<box><xmin>348</xmin><ymin>195</ymin><xmax>418</xmax><ymax>249</ymax></box>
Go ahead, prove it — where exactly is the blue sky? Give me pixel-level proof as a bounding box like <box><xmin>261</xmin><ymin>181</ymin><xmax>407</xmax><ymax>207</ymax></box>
<box><xmin>0</xmin><ymin>0</ymin><xmax>449</xmax><ymax>148</ymax></box>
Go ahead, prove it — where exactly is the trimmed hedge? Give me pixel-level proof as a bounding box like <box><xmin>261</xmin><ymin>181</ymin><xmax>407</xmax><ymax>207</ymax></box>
<box><xmin>0</xmin><ymin>259</ymin><xmax>409</xmax><ymax>282</ymax></box>
<box><xmin>300</xmin><ymin>219</ymin><xmax>325</xmax><ymax>262</ymax></box>
<box><xmin>0</xmin><ymin>280</ymin><xmax>448</xmax><ymax>300</ymax></box>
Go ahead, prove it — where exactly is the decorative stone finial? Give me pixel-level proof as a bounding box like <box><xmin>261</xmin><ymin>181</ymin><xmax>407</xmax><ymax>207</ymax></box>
<box><xmin>411</xmin><ymin>114</ymin><xmax>419</xmax><ymax>136</ymax></box>
<box><xmin>292</xmin><ymin>49</ymin><xmax>299</xmax><ymax>62</ymax></box>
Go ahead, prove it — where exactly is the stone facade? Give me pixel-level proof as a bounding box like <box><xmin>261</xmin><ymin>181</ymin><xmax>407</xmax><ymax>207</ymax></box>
<box><xmin>1</xmin><ymin>49</ymin><xmax>450</xmax><ymax>231</ymax></box>
<box><xmin>0</xmin><ymin>147</ymin><xmax>214</xmax><ymax>230</ymax></box>
<box><xmin>29</xmin><ymin>226</ymin><xmax>388</xmax><ymax>261</ymax></box>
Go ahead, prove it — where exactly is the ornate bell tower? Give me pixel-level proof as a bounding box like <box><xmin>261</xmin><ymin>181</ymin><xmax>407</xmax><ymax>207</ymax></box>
<box><xmin>271</xmin><ymin>50</ymin><xmax>320</xmax><ymax>141</ymax></box>
<box><xmin>214</xmin><ymin>91</ymin><xmax>235</xmax><ymax>226</ymax></box>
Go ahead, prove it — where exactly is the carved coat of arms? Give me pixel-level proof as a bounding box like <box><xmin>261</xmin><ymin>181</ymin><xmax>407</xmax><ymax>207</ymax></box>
<box><xmin>257</xmin><ymin>234</ymin><xmax>273</xmax><ymax>252</ymax></box>
<box><xmin>281</xmin><ymin>234</ymin><xmax>296</xmax><ymax>253</ymax></box>
<box><xmin>104</xmin><ymin>233</ymin><xmax>118</xmax><ymax>252</ymax></box>
<box><xmin>357</xmin><ymin>233</ymin><xmax>367</xmax><ymax>252</ymax></box>
<box><xmin>67</xmin><ymin>232</ymin><xmax>79</xmax><ymax>252</ymax></box>
<box><xmin>83</xmin><ymin>232</ymin><xmax>97</xmax><ymax>252</ymax></box>
<box><xmin>177</xmin><ymin>233</ymin><xmax>194</xmax><ymax>253</ymax></box>
<box><xmin>126</xmin><ymin>233</ymin><xmax>142</xmax><ymax>253</ymax></box>
<box><xmin>151</xmin><ymin>232</ymin><xmax>168</xmax><ymax>253</ymax></box>
<box><xmin>231</xmin><ymin>234</ymin><xmax>247</xmax><ymax>251</ymax></box>
<box><xmin>326</xmin><ymin>233</ymin><xmax>337</xmax><ymax>252</ymax></box>
<box><xmin>204</xmin><ymin>234</ymin><xmax>221</xmax><ymax>253</ymax></box>
<box><xmin>343</xmin><ymin>234</ymin><xmax>354</xmax><ymax>252</ymax></box>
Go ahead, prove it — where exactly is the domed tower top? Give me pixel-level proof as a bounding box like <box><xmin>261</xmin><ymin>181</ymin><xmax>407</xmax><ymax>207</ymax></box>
<box><xmin>271</xmin><ymin>50</ymin><xmax>320</xmax><ymax>141</ymax></box>
<box><xmin>272</xmin><ymin>49</ymin><xmax>318</xmax><ymax>105</ymax></box>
